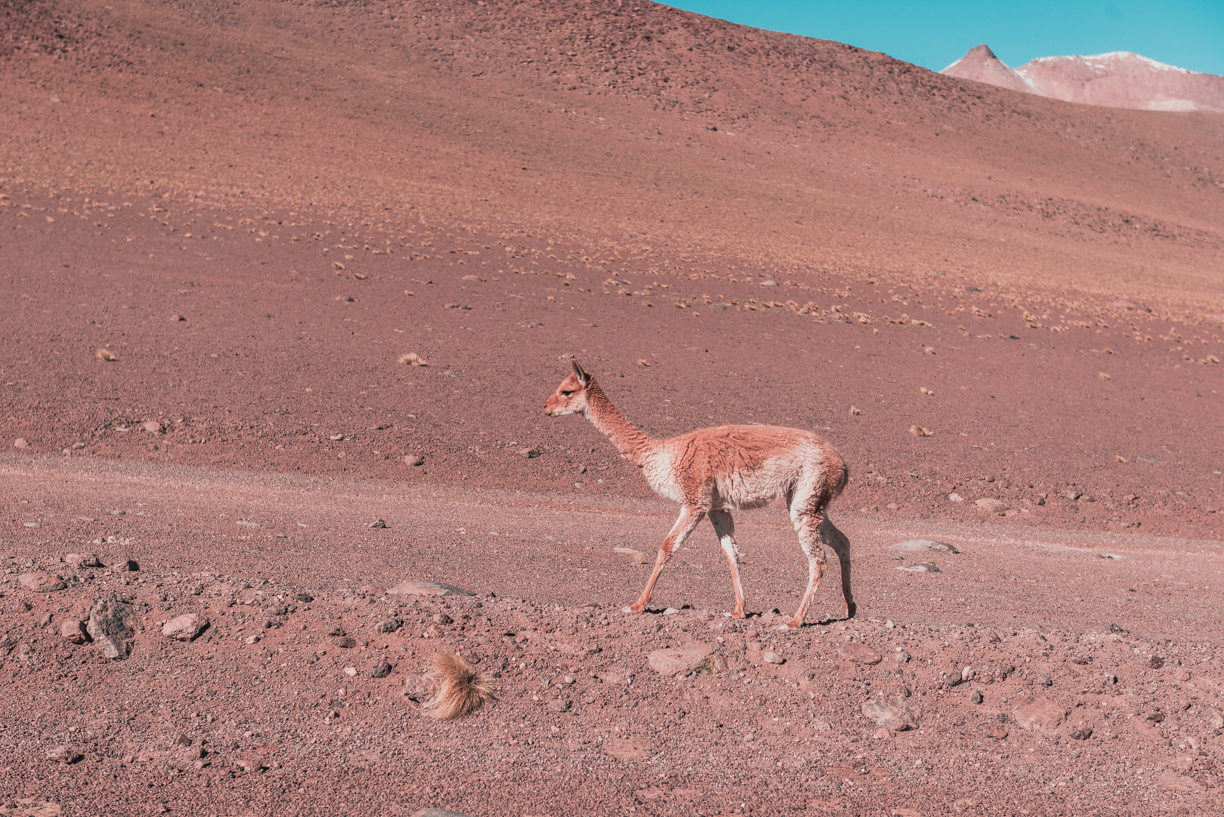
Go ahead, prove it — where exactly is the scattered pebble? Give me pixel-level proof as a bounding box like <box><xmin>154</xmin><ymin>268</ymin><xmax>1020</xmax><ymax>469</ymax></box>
<box><xmin>974</xmin><ymin>498</ymin><xmax>1008</xmax><ymax>514</ymax></box>
<box><xmin>909</xmin><ymin>424</ymin><xmax>933</xmax><ymax>437</ymax></box>
<box><xmin>86</xmin><ymin>598</ymin><xmax>137</xmax><ymax>660</ymax></box>
<box><xmin>895</xmin><ymin>562</ymin><xmax>940</xmax><ymax>573</ymax></box>
<box><xmin>371</xmin><ymin>660</ymin><xmax>393</xmax><ymax>679</ymax></box>
<box><xmin>18</xmin><ymin>572</ymin><xmax>66</xmax><ymax>593</ymax></box>
<box><xmin>60</xmin><ymin>617</ymin><xmax>88</xmax><ymax>644</ymax></box>
<box><xmin>45</xmin><ymin>745</ymin><xmax>82</xmax><ymax>764</ymax></box>
<box><xmin>837</xmin><ymin>643</ymin><xmax>883</xmax><ymax>665</ymax></box>
<box><xmin>404</xmin><ymin>454</ymin><xmax>425</xmax><ymax>466</ymax></box>
<box><xmin>13</xmin><ymin>437</ymin><xmax>29</xmax><ymax>449</ymax></box>
<box><xmin>386</xmin><ymin>580</ymin><xmax>476</xmax><ymax>597</ymax></box>
<box><xmin>647</xmin><ymin>641</ymin><xmax>715</xmax><ymax>676</ymax></box>
<box><xmin>861</xmin><ymin>697</ymin><xmax>918</xmax><ymax>731</ymax></box>
<box><xmin>762</xmin><ymin>651</ymin><xmax>785</xmax><ymax>665</ymax></box>
<box><xmin>518</xmin><ymin>447</ymin><xmax>541</xmax><ymax>458</ymax></box>
<box><xmin>162</xmin><ymin>613</ymin><xmax>209</xmax><ymax>642</ymax></box>
<box><xmin>142</xmin><ymin>420</ymin><xmax>164</xmax><ymax>434</ymax></box>
<box><xmin>892</xmin><ymin>539</ymin><xmax>958</xmax><ymax>553</ymax></box>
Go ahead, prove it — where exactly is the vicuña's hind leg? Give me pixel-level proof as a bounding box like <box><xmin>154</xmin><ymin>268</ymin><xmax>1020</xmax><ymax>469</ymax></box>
<box><xmin>782</xmin><ymin>511</ymin><xmax>828</xmax><ymax>630</ymax></box>
<box><xmin>626</xmin><ymin>505</ymin><xmax>705</xmax><ymax>614</ymax></box>
<box><xmin>708</xmin><ymin>509</ymin><xmax>746</xmax><ymax>618</ymax></box>
<box><xmin>820</xmin><ymin>515</ymin><xmax>855</xmax><ymax>619</ymax></box>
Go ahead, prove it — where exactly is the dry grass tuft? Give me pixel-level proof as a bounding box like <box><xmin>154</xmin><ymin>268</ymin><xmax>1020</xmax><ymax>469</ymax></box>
<box><xmin>398</xmin><ymin>352</ymin><xmax>428</xmax><ymax>367</ymax></box>
<box><xmin>425</xmin><ymin>651</ymin><xmax>496</xmax><ymax>720</ymax></box>
<box><xmin>95</xmin><ymin>348</ymin><xmax>117</xmax><ymax>361</ymax></box>
<box><xmin>909</xmin><ymin>424</ymin><xmax>933</xmax><ymax>437</ymax></box>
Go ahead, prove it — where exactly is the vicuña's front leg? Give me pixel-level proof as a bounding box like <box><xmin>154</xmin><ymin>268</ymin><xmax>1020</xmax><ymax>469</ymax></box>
<box><xmin>625</xmin><ymin>505</ymin><xmax>705</xmax><ymax>614</ymax></box>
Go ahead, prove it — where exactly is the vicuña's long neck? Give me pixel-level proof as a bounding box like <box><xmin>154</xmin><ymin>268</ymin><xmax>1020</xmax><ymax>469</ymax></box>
<box><xmin>583</xmin><ymin>379</ymin><xmax>655</xmax><ymax>466</ymax></box>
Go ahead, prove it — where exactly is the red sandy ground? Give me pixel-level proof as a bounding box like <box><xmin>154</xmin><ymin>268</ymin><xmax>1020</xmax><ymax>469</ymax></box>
<box><xmin>2</xmin><ymin>2</ymin><xmax>1224</xmax><ymax>816</ymax></box>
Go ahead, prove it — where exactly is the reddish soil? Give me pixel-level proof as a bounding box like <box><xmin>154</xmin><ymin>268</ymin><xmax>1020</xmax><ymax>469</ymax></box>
<box><xmin>2</xmin><ymin>1</ymin><xmax>1224</xmax><ymax>816</ymax></box>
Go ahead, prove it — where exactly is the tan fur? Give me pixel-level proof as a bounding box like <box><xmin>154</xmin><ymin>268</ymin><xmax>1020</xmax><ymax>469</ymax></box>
<box><xmin>424</xmin><ymin>651</ymin><xmax>496</xmax><ymax>720</ymax></box>
<box><xmin>545</xmin><ymin>360</ymin><xmax>855</xmax><ymax>630</ymax></box>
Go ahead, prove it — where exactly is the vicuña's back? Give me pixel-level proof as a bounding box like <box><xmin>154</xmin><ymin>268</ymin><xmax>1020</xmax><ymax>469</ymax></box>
<box><xmin>545</xmin><ymin>361</ymin><xmax>854</xmax><ymax>630</ymax></box>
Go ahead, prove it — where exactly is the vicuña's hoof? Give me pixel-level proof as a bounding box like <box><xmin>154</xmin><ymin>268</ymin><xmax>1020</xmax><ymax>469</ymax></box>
<box><xmin>623</xmin><ymin>605</ymin><xmax>645</xmax><ymax>614</ymax></box>
<box><xmin>781</xmin><ymin>620</ymin><xmax>803</xmax><ymax>631</ymax></box>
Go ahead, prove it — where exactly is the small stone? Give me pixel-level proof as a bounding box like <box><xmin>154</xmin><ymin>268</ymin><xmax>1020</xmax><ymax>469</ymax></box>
<box><xmin>948</xmin><ymin>492</ymin><xmax>964</xmax><ymax>502</ymax></box>
<box><xmin>891</xmin><ymin>650</ymin><xmax>911</xmax><ymax>665</ymax></box>
<box><xmin>861</xmin><ymin>697</ymin><xmax>918</xmax><ymax>731</ymax></box>
<box><xmin>172</xmin><ymin>313</ymin><xmax>186</xmax><ymax>321</ymax></box>
<box><xmin>65</xmin><ymin>552</ymin><xmax>102</xmax><ymax>568</ymax></box>
<box><xmin>60</xmin><ymin>617</ymin><xmax>89</xmax><ymax>644</ymax></box>
<box><xmin>371</xmin><ymin>660</ymin><xmax>393</xmax><ymax>678</ymax></box>
<box><xmin>404</xmin><ymin>454</ymin><xmax>425</xmax><ymax>466</ymax></box>
<box><xmin>895</xmin><ymin>562</ymin><xmax>940</xmax><ymax>573</ymax></box>
<box><xmin>331</xmin><ymin>636</ymin><xmax>357</xmax><ymax>648</ymax></box>
<box><xmin>561</xmin><ymin>676</ymin><xmax>575</xmax><ymax>685</ymax></box>
<box><xmin>547</xmin><ymin>698</ymin><xmax>572</xmax><ymax>713</ymax></box>
<box><xmin>369</xmin><ymin>518</ymin><xmax>388</xmax><ymax>529</ymax></box>
<box><xmin>1064</xmin><ymin>489</ymin><xmax>1083</xmax><ymax>500</ymax></box>
<box><xmin>46</xmin><ymin>745</ymin><xmax>82</xmax><ymax>764</ymax></box>
<box><xmin>87</xmin><ymin>598</ymin><xmax>137</xmax><ymax>660</ymax></box>
<box><xmin>295</xmin><ymin>592</ymin><xmax>314</xmax><ymax>603</ymax></box>
<box><xmin>986</xmin><ymin>721</ymin><xmax>1009</xmax><ymax>739</ymax></box>
<box><xmin>762</xmin><ymin>651</ymin><xmax>785</xmax><ymax>665</ymax></box>
<box><xmin>432</xmin><ymin>613</ymin><xmax>453</xmax><ymax>625</ymax></box>
<box><xmin>1207</xmin><ymin>709</ymin><xmax>1223</xmax><ymax>729</ymax></box>
<box><xmin>142</xmin><ymin>421</ymin><xmax>164</xmax><ymax>434</ymax></box>
<box><xmin>1035</xmin><ymin>675</ymin><xmax>1052</xmax><ymax>686</ymax></box>
<box><xmin>374</xmin><ymin>617</ymin><xmax>403</xmax><ymax>634</ymax></box>
<box><xmin>1174</xmin><ymin>669</ymin><xmax>1191</xmax><ymax>682</ymax></box>
<box><xmin>162</xmin><ymin>613</ymin><xmax>209</xmax><ymax>642</ymax></box>
<box><xmin>344</xmin><ymin>666</ymin><xmax>358</xmax><ymax>676</ymax></box>
<box><xmin>1070</xmin><ymin>727</ymin><xmax>1093</xmax><ymax>740</ymax></box>
<box><xmin>244</xmin><ymin>634</ymin><xmax>261</xmax><ymax>645</ymax></box>
<box><xmin>892</xmin><ymin>539</ymin><xmax>959</xmax><ymax>553</ymax></box>
<box><xmin>969</xmin><ymin>689</ymin><xmax>983</xmax><ymax>704</ymax></box>
<box><xmin>647</xmin><ymin>641</ymin><xmax>716</xmax><ymax>676</ymax></box>
<box><xmin>974</xmin><ymin>498</ymin><xmax>1008</xmax><ymax>513</ymax></box>
<box><xmin>518</xmin><ymin>447</ymin><xmax>541</xmax><ymax>458</ymax></box>
<box><xmin>1012</xmin><ymin>695</ymin><xmax>1067</xmax><ymax>735</ymax></box>
<box><xmin>410</xmin><ymin>809</ymin><xmax>474</xmax><ymax>817</ymax></box>
<box><xmin>112</xmin><ymin>559</ymin><xmax>140</xmax><ymax>572</ymax></box>
<box><xmin>838</xmin><ymin>643</ymin><xmax>883</xmax><ymax>665</ymax></box>
<box><xmin>19</xmin><ymin>572</ymin><xmax>66</xmax><ymax>592</ymax></box>
<box><xmin>885</xmin><ymin>502</ymin><xmax>900</xmax><ymax>511</ymax></box>
<box><xmin>961</xmin><ymin>666</ymin><xmax>975</xmax><ymax>681</ymax></box>
<box><xmin>235</xmin><ymin>752</ymin><xmax>267</xmax><ymax>773</ymax></box>
<box><xmin>386</xmin><ymin>580</ymin><xmax>476</xmax><ymax>597</ymax></box>
<box><xmin>662</xmin><ymin>607</ymin><xmax>680</xmax><ymax>615</ymax></box>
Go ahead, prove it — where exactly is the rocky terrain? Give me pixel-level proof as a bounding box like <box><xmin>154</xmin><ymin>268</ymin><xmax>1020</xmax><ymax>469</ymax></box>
<box><xmin>2</xmin><ymin>1</ymin><xmax>1223</xmax><ymax>814</ymax></box>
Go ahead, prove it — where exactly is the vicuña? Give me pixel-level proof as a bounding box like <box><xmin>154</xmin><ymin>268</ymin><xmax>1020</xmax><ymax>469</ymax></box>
<box><xmin>545</xmin><ymin>360</ymin><xmax>854</xmax><ymax>630</ymax></box>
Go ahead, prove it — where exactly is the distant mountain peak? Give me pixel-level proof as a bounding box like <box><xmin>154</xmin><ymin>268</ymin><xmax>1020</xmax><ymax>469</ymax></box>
<box><xmin>941</xmin><ymin>45</ymin><xmax>1224</xmax><ymax>113</ymax></box>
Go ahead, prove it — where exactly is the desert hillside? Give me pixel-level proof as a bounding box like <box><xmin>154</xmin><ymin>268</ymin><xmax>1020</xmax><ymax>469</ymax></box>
<box><xmin>3</xmin><ymin>0</ymin><xmax>1223</xmax><ymax>315</ymax></box>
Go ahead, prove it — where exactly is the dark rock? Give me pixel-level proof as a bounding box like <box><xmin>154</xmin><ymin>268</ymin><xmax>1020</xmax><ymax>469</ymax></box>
<box><xmin>374</xmin><ymin>617</ymin><xmax>403</xmax><ymax>634</ymax></box>
<box><xmin>86</xmin><ymin>598</ymin><xmax>138</xmax><ymax>660</ymax></box>
<box><xmin>372</xmin><ymin>660</ymin><xmax>393</xmax><ymax>678</ymax></box>
<box><xmin>295</xmin><ymin>592</ymin><xmax>314</xmax><ymax>603</ymax></box>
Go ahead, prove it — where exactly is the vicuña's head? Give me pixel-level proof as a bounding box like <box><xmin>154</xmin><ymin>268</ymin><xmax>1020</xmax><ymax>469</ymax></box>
<box><xmin>544</xmin><ymin>359</ymin><xmax>592</xmax><ymax>416</ymax></box>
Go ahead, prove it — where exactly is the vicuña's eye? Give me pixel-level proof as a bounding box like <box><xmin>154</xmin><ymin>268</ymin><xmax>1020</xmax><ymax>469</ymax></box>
<box><xmin>561</xmin><ymin>390</ymin><xmax>574</xmax><ymax>397</ymax></box>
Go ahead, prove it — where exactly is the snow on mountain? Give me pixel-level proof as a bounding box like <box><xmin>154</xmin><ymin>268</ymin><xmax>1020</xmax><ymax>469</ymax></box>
<box><xmin>941</xmin><ymin>46</ymin><xmax>1224</xmax><ymax>113</ymax></box>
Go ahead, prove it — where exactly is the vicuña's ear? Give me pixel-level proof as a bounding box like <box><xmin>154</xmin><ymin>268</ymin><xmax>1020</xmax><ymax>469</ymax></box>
<box><xmin>572</xmin><ymin>359</ymin><xmax>590</xmax><ymax>386</ymax></box>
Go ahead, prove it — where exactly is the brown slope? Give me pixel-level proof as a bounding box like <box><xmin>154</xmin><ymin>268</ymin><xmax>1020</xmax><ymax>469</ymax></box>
<box><xmin>1</xmin><ymin>0</ymin><xmax>1223</xmax><ymax>315</ymax></box>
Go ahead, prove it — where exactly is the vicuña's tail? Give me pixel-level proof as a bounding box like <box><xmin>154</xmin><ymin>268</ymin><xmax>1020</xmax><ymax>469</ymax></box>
<box><xmin>425</xmin><ymin>651</ymin><xmax>497</xmax><ymax>720</ymax></box>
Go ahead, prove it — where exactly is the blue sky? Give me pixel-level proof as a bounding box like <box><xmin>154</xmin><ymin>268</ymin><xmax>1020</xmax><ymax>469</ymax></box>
<box><xmin>663</xmin><ymin>1</ymin><xmax>1224</xmax><ymax>77</ymax></box>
